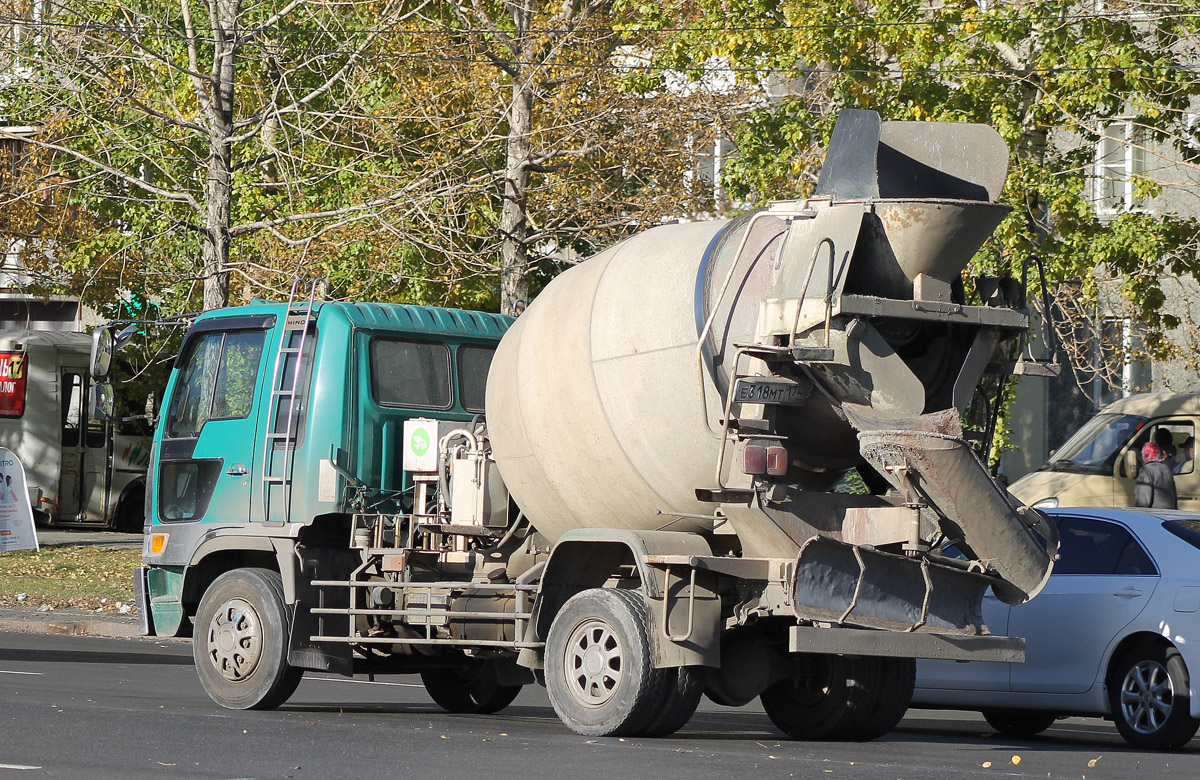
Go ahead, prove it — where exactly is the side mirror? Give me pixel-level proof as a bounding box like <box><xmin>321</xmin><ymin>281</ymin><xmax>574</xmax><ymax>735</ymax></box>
<box><xmin>90</xmin><ymin>327</ymin><xmax>114</xmax><ymax>379</ymax></box>
<box><xmin>1123</xmin><ymin>449</ymin><xmax>1139</xmax><ymax>479</ymax></box>
<box><xmin>90</xmin><ymin>381</ymin><xmax>115</xmax><ymax>421</ymax></box>
<box><xmin>89</xmin><ymin>324</ymin><xmax>139</xmax><ymax>379</ymax></box>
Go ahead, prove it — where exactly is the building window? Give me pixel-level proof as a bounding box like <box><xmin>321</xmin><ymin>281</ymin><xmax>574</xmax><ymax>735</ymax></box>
<box><xmin>1094</xmin><ymin>121</ymin><xmax>1147</xmax><ymax>214</ymax></box>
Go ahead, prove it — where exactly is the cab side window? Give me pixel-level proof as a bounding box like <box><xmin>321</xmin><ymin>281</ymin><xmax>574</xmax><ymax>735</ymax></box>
<box><xmin>166</xmin><ymin>330</ymin><xmax>265</xmax><ymax>439</ymax></box>
<box><xmin>370</xmin><ymin>339</ymin><xmax>451</xmax><ymax>409</ymax></box>
<box><xmin>457</xmin><ymin>345</ymin><xmax>496</xmax><ymax>413</ymax></box>
<box><xmin>166</xmin><ymin>333</ymin><xmax>221</xmax><ymax>439</ymax></box>
<box><xmin>212</xmin><ymin>331</ymin><xmax>267</xmax><ymax>419</ymax></box>
<box><xmin>1054</xmin><ymin>516</ymin><xmax>1157</xmax><ymax>576</ymax></box>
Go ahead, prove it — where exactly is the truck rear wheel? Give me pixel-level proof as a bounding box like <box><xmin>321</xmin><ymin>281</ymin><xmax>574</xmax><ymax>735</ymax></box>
<box><xmin>545</xmin><ymin>588</ymin><xmax>670</xmax><ymax>737</ymax></box>
<box><xmin>641</xmin><ymin>666</ymin><xmax>703</xmax><ymax>737</ymax></box>
<box><xmin>193</xmin><ymin>568</ymin><xmax>303</xmax><ymax>710</ymax></box>
<box><xmin>760</xmin><ymin>654</ymin><xmax>910</xmax><ymax>741</ymax></box>
<box><xmin>421</xmin><ymin>661</ymin><xmax>523</xmax><ymax>714</ymax></box>
<box><xmin>847</xmin><ymin>657</ymin><xmax>914</xmax><ymax>740</ymax></box>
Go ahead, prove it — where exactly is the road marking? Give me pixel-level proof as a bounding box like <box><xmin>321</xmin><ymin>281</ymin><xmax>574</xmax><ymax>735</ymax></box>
<box><xmin>0</xmin><ymin>764</ymin><xmax>41</xmax><ymax>770</ymax></box>
<box><xmin>0</xmin><ymin>670</ymin><xmax>41</xmax><ymax>676</ymax></box>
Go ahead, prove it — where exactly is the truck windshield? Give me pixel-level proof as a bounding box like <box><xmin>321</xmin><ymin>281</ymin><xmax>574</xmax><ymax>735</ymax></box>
<box><xmin>1043</xmin><ymin>413</ymin><xmax>1147</xmax><ymax>475</ymax></box>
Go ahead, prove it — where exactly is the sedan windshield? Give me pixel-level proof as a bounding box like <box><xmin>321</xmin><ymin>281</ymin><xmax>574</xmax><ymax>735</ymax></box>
<box><xmin>1043</xmin><ymin>413</ymin><xmax>1147</xmax><ymax>475</ymax></box>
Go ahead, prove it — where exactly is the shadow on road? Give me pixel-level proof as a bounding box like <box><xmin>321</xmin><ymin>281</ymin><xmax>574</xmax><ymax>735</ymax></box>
<box><xmin>0</xmin><ymin>647</ymin><xmax>193</xmax><ymax>666</ymax></box>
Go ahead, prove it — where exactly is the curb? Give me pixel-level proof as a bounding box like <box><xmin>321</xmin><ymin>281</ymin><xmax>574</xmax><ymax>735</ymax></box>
<box><xmin>0</xmin><ymin>613</ymin><xmax>143</xmax><ymax>640</ymax></box>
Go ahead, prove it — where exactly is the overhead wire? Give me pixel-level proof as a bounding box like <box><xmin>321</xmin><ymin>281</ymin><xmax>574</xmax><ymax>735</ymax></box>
<box><xmin>1</xmin><ymin>6</ymin><xmax>1199</xmax><ymax>40</ymax></box>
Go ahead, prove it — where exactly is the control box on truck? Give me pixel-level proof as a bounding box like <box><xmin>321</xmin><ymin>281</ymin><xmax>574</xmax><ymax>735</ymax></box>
<box><xmin>0</xmin><ymin>329</ymin><xmax>150</xmax><ymax>530</ymax></box>
<box><xmin>124</xmin><ymin>111</ymin><xmax>1059</xmax><ymax>739</ymax></box>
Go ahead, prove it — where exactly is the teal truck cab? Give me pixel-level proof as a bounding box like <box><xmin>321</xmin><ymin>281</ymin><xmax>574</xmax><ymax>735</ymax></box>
<box><xmin>135</xmin><ymin>299</ymin><xmax>515</xmax><ymax>709</ymax></box>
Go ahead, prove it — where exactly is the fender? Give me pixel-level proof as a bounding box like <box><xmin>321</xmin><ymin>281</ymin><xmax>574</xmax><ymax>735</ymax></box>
<box><xmin>185</xmin><ymin>524</ymin><xmax>353</xmax><ymax>675</ymax></box>
<box><xmin>187</xmin><ymin>529</ymin><xmax>298</xmax><ymax>593</ymax></box>
<box><xmin>532</xmin><ymin>529</ymin><xmax>721</xmax><ymax>669</ymax></box>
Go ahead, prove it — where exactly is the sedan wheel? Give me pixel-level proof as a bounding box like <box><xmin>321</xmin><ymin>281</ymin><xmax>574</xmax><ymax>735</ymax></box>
<box><xmin>1109</xmin><ymin>644</ymin><xmax>1200</xmax><ymax>749</ymax></box>
<box><xmin>982</xmin><ymin>708</ymin><xmax>1058</xmax><ymax>738</ymax></box>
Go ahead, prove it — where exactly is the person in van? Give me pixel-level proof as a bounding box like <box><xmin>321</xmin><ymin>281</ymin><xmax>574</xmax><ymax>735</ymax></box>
<box><xmin>1174</xmin><ymin>437</ymin><xmax>1195</xmax><ymax>474</ymax></box>
<box><xmin>1155</xmin><ymin>428</ymin><xmax>1177</xmax><ymax>463</ymax></box>
<box><xmin>1135</xmin><ymin>442</ymin><xmax>1177</xmax><ymax>509</ymax></box>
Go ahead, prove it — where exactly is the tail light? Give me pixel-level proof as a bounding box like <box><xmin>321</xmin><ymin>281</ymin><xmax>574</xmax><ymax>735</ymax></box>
<box><xmin>743</xmin><ymin>444</ymin><xmax>789</xmax><ymax>476</ymax></box>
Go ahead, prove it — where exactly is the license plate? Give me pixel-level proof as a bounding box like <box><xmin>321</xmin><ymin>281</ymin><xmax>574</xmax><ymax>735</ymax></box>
<box><xmin>733</xmin><ymin>378</ymin><xmax>809</xmax><ymax>406</ymax></box>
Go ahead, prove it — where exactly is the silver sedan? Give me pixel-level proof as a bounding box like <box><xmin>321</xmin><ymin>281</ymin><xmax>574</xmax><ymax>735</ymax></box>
<box><xmin>912</xmin><ymin>507</ymin><xmax>1200</xmax><ymax>749</ymax></box>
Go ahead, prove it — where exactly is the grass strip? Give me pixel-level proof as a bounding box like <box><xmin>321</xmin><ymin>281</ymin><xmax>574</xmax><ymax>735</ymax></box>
<box><xmin>0</xmin><ymin>546</ymin><xmax>141</xmax><ymax>613</ymax></box>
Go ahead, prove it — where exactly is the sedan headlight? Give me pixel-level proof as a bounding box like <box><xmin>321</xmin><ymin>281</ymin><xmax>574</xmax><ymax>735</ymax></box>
<box><xmin>1032</xmin><ymin>497</ymin><xmax>1059</xmax><ymax>509</ymax></box>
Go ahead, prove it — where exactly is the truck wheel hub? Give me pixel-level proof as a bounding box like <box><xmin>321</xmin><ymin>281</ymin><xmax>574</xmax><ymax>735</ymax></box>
<box><xmin>206</xmin><ymin>598</ymin><xmax>262</xmax><ymax>682</ymax></box>
<box><xmin>565</xmin><ymin>618</ymin><xmax>622</xmax><ymax>706</ymax></box>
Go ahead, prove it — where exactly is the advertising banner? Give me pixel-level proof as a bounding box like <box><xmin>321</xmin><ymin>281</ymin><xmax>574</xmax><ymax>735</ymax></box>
<box><xmin>0</xmin><ymin>352</ymin><xmax>27</xmax><ymax>418</ymax></box>
<box><xmin>0</xmin><ymin>447</ymin><xmax>39</xmax><ymax>552</ymax></box>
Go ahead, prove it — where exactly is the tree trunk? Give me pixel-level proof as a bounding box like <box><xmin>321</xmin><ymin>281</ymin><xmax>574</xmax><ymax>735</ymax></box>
<box><xmin>499</xmin><ymin>4</ymin><xmax>535</xmax><ymax>316</ymax></box>
<box><xmin>202</xmin><ymin>0</ymin><xmax>238</xmax><ymax>311</ymax></box>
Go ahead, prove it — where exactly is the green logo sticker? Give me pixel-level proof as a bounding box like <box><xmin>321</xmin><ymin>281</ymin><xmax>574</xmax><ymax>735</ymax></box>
<box><xmin>410</xmin><ymin>428</ymin><xmax>430</xmax><ymax>456</ymax></box>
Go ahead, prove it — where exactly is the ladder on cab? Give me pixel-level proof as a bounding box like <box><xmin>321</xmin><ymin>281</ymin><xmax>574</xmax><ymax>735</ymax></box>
<box><xmin>260</xmin><ymin>279</ymin><xmax>323</xmax><ymax>524</ymax></box>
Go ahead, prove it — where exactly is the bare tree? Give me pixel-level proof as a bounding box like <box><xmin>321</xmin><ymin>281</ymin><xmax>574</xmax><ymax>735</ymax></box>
<box><xmin>441</xmin><ymin>0</ymin><xmax>747</xmax><ymax>314</ymax></box>
<box><xmin>0</xmin><ymin>0</ymin><xmax>501</xmax><ymax>310</ymax></box>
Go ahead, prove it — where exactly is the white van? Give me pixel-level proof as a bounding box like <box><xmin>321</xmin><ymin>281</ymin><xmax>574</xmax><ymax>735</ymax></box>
<box><xmin>1010</xmin><ymin>392</ymin><xmax>1200</xmax><ymax>510</ymax></box>
<box><xmin>0</xmin><ymin>330</ymin><xmax>150</xmax><ymax>531</ymax></box>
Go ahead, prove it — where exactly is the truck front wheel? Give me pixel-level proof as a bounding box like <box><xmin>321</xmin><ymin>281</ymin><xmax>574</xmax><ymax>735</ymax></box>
<box><xmin>545</xmin><ymin>588</ymin><xmax>670</xmax><ymax>737</ymax></box>
<box><xmin>193</xmin><ymin>568</ymin><xmax>303</xmax><ymax>710</ymax></box>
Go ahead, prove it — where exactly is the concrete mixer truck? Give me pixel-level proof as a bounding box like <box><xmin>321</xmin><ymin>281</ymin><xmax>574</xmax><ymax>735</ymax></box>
<box><xmin>114</xmin><ymin>110</ymin><xmax>1058</xmax><ymax>739</ymax></box>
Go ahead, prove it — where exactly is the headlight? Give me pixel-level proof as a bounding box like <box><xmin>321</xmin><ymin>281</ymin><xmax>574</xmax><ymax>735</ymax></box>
<box><xmin>1032</xmin><ymin>497</ymin><xmax>1058</xmax><ymax>509</ymax></box>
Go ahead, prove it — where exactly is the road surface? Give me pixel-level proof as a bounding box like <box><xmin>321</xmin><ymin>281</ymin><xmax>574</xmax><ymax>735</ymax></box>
<box><xmin>0</xmin><ymin>630</ymin><xmax>1194</xmax><ymax>779</ymax></box>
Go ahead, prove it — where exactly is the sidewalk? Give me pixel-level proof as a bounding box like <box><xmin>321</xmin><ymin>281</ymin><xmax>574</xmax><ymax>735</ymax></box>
<box><xmin>2</xmin><ymin>529</ymin><xmax>153</xmax><ymax>640</ymax></box>
<box><xmin>0</xmin><ymin>605</ymin><xmax>145</xmax><ymax>639</ymax></box>
<box><xmin>35</xmin><ymin>529</ymin><xmax>143</xmax><ymax>549</ymax></box>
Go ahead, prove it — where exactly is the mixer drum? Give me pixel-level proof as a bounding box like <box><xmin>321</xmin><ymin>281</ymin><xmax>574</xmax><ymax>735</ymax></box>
<box><xmin>485</xmin><ymin>219</ymin><xmax>744</xmax><ymax>544</ymax></box>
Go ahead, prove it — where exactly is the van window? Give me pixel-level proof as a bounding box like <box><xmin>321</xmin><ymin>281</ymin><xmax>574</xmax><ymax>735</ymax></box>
<box><xmin>370</xmin><ymin>339</ymin><xmax>451</xmax><ymax>409</ymax></box>
<box><xmin>62</xmin><ymin>372</ymin><xmax>84</xmax><ymax>447</ymax></box>
<box><xmin>1046</xmin><ymin>413</ymin><xmax>1146</xmax><ymax>474</ymax></box>
<box><xmin>1133</xmin><ymin>421</ymin><xmax>1195</xmax><ymax>476</ymax></box>
<box><xmin>457</xmin><ymin>345</ymin><xmax>496</xmax><ymax>413</ymax></box>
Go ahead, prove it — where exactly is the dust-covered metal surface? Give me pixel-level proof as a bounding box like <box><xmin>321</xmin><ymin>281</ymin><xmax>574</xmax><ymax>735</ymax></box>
<box><xmin>487</xmin><ymin>107</ymin><xmax>1056</xmax><ymax>637</ymax></box>
<box><xmin>857</xmin><ymin>422</ymin><xmax>1058</xmax><ymax>604</ymax></box>
<box><xmin>791</xmin><ymin>535</ymin><xmax>995</xmax><ymax>635</ymax></box>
